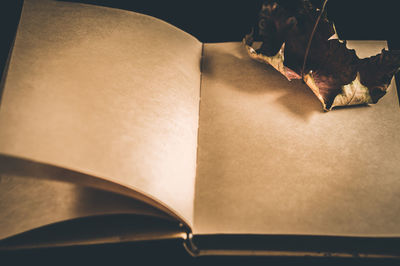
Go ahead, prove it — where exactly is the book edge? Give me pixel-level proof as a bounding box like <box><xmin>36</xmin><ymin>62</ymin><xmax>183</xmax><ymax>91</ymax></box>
<box><xmin>0</xmin><ymin>154</ymin><xmax>193</xmax><ymax>231</ymax></box>
<box><xmin>189</xmin><ymin>234</ymin><xmax>400</xmax><ymax>258</ymax></box>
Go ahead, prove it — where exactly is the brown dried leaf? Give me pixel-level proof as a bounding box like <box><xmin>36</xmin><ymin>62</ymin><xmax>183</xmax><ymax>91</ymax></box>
<box><xmin>245</xmin><ymin>0</ymin><xmax>400</xmax><ymax>111</ymax></box>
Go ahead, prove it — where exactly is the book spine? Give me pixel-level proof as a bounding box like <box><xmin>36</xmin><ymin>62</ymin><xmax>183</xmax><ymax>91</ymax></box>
<box><xmin>183</xmin><ymin>232</ymin><xmax>200</xmax><ymax>257</ymax></box>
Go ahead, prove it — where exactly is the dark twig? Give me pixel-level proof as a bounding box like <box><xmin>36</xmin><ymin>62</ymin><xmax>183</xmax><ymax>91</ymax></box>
<box><xmin>301</xmin><ymin>0</ymin><xmax>329</xmax><ymax>81</ymax></box>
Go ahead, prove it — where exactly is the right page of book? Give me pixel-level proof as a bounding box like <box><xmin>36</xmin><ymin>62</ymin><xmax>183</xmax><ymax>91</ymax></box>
<box><xmin>193</xmin><ymin>41</ymin><xmax>400</xmax><ymax>237</ymax></box>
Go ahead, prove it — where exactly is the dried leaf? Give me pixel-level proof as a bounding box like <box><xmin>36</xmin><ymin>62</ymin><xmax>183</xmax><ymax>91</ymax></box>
<box><xmin>244</xmin><ymin>0</ymin><xmax>400</xmax><ymax>111</ymax></box>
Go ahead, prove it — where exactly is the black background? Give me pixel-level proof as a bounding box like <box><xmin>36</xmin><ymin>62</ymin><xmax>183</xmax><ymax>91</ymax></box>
<box><xmin>0</xmin><ymin>0</ymin><xmax>400</xmax><ymax>265</ymax></box>
<box><xmin>1</xmin><ymin>0</ymin><xmax>400</xmax><ymax>92</ymax></box>
<box><xmin>1</xmin><ymin>0</ymin><xmax>400</xmax><ymax>82</ymax></box>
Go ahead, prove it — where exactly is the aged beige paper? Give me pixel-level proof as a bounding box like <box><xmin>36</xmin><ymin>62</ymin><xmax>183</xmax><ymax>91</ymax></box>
<box><xmin>194</xmin><ymin>41</ymin><xmax>400</xmax><ymax>237</ymax></box>
<box><xmin>0</xmin><ymin>175</ymin><xmax>170</xmax><ymax>240</ymax></box>
<box><xmin>0</xmin><ymin>0</ymin><xmax>202</xmax><ymax>227</ymax></box>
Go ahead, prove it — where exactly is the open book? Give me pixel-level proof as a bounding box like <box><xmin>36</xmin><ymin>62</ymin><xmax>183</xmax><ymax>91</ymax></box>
<box><xmin>1</xmin><ymin>0</ymin><xmax>400</xmax><ymax>258</ymax></box>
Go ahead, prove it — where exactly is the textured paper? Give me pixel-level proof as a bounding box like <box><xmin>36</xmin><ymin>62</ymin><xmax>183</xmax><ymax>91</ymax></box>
<box><xmin>2</xmin><ymin>0</ymin><xmax>400</xmax><ymax>242</ymax></box>
<box><xmin>0</xmin><ymin>175</ymin><xmax>169</xmax><ymax>240</ymax></box>
<box><xmin>194</xmin><ymin>41</ymin><xmax>400</xmax><ymax>237</ymax></box>
<box><xmin>0</xmin><ymin>0</ymin><xmax>202</xmax><ymax>227</ymax></box>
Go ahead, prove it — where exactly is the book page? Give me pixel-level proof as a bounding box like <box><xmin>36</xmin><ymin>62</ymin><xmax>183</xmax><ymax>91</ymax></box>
<box><xmin>0</xmin><ymin>0</ymin><xmax>202</xmax><ymax>227</ymax></box>
<box><xmin>194</xmin><ymin>41</ymin><xmax>400</xmax><ymax>237</ymax></box>
<box><xmin>0</xmin><ymin>175</ymin><xmax>170</xmax><ymax>241</ymax></box>
<box><xmin>0</xmin><ymin>213</ymin><xmax>186</xmax><ymax>250</ymax></box>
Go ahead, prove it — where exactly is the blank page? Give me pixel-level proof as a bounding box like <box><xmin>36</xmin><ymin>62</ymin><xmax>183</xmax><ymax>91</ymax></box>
<box><xmin>194</xmin><ymin>41</ymin><xmax>400</xmax><ymax>236</ymax></box>
<box><xmin>0</xmin><ymin>175</ymin><xmax>169</xmax><ymax>240</ymax></box>
<box><xmin>0</xmin><ymin>0</ymin><xmax>202</xmax><ymax>227</ymax></box>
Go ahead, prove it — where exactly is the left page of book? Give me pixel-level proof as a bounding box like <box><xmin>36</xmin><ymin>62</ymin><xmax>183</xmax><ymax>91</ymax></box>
<box><xmin>0</xmin><ymin>175</ymin><xmax>172</xmax><ymax>242</ymax></box>
<box><xmin>0</xmin><ymin>0</ymin><xmax>202</xmax><ymax>227</ymax></box>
